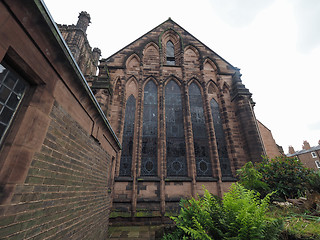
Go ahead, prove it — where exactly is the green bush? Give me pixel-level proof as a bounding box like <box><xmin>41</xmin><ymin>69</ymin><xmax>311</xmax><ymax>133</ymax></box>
<box><xmin>162</xmin><ymin>184</ymin><xmax>282</xmax><ymax>240</ymax></box>
<box><xmin>255</xmin><ymin>156</ymin><xmax>314</xmax><ymax>200</ymax></box>
<box><xmin>237</xmin><ymin>161</ymin><xmax>270</xmax><ymax>197</ymax></box>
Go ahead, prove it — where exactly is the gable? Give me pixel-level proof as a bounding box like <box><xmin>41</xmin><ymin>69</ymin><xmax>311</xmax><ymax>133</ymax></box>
<box><xmin>102</xmin><ymin>18</ymin><xmax>237</xmax><ymax>75</ymax></box>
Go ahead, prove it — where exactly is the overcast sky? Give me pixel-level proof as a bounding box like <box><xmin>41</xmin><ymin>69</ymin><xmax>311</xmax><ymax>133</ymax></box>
<box><xmin>44</xmin><ymin>0</ymin><xmax>320</xmax><ymax>153</ymax></box>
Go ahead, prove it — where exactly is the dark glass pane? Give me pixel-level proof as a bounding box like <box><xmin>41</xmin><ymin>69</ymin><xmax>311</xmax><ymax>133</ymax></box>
<box><xmin>166</xmin><ymin>41</ymin><xmax>175</xmax><ymax>65</ymax></box>
<box><xmin>14</xmin><ymin>80</ymin><xmax>26</xmax><ymax>94</ymax></box>
<box><xmin>0</xmin><ymin>86</ymin><xmax>11</xmax><ymax>103</ymax></box>
<box><xmin>4</xmin><ymin>74</ymin><xmax>16</xmax><ymax>89</ymax></box>
<box><xmin>165</xmin><ymin>80</ymin><xmax>187</xmax><ymax>176</ymax></box>
<box><xmin>0</xmin><ymin>106</ymin><xmax>14</xmax><ymax>124</ymax></box>
<box><xmin>119</xmin><ymin>95</ymin><xmax>136</xmax><ymax>176</ymax></box>
<box><xmin>189</xmin><ymin>82</ymin><xmax>212</xmax><ymax>176</ymax></box>
<box><xmin>0</xmin><ymin>103</ymin><xmax>3</xmax><ymax>112</ymax></box>
<box><xmin>141</xmin><ymin>81</ymin><xmax>158</xmax><ymax>176</ymax></box>
<box><xmin>210</xmin><ymin>98</ymin><xmax>232</xmax><ymax>177</ymax></box>
<box><xmin>7</xmin><ymin>93</ymin><xmax>20</xmax><ymax>109</ymax></box>
<box><xmin>0</xmin><ymin>123</ymin><xmax>5</xmax><ymax>138</ymax></box>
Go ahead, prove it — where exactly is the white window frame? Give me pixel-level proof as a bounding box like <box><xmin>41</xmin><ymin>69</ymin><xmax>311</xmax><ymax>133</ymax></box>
<box><xmin>315</xmin><ymin>160</ymin><xmax>320</xmax><ymax>169</ymax></box>
<box><xmin>311</xmin><ymin>152</ymin><xmax>317</xmax><ymax>158</ymax></box>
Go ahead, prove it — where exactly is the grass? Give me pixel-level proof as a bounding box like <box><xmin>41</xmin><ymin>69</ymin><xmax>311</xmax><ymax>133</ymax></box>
<box><xmin>267</xmin><ymin>205</ymin><xmax>320</xmax><ymax>240</ymax></box>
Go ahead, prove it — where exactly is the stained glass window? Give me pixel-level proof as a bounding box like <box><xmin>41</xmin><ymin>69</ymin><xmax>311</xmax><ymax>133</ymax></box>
<box><xmin>166</xmin><ymin>41</ymin><xmax>175</xmax><ymax>65</ymax></box>
<box><xmin>141</xmin><ymin>81</ymin><xmax>158</xmax><ymax>176</ymax></box>
<box><xmin>119</xmin><ymin>95</ymin><xmax>136</xmax><ymax>176</ymax></box>
<box><xmin>189</xmin><ymin>82</ymin><xmax>212</xmax><ymax>176</ymax></box>
<box><xmin>210</xmin><ymin>98</ymin><xmax>232</xmax><ymax>177</ymax></box>
<box><xmin>0</xmin><ymin>63</ymin><xmax>27</xmax><ymax>145</ymax></box>
<box><xmin>165</xmin><ymin>80</ymin><xmax>187</xmax><ymax>176</ymax></box>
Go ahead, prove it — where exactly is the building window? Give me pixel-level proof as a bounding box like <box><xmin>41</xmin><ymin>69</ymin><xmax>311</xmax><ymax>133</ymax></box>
<box><xmin>141</xmin><ymin>81</ymin><xmax>158</xmax><ymax>176</ymax></box>
<box><xmin>311</xmin><ymin>152</ymin><xmax>317</xmax><ymax>158</ymax></box>
<box><xmin>189</xmin><ymin>82</ymin><xmax>212</xmax><ymax>177</ymax></box>
<box><xmin>0</xmin><ymin>63</ymin><xmax>27</xmax><ymax>145</ymax></box>
<box><xmin>165</xmin><ymin>80</ymin><xmax>187</xmax><ymax>176</ymax></box>
<box><xmin>315</xmin><ymin>160</ymin><xmax>320</xmax><ymax>169</ymax></box>
<box><xmin>210</xmin><ymin>98</ymin><xmax>232</xmax><ymax>178</ymax></box>
<box><xmin>119</xmin><ymin>95</ymin><xmax>136</xmax><ymax>176</ymax></box>
<box><xmin>166</xmin><ymin>41</ymin><xmax>175</xmax><ymax>65</ymax></box>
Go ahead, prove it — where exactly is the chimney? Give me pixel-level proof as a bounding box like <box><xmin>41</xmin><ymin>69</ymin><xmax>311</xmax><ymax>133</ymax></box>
<box><xmin>302</xmin><ymin>140</ymin><xmax>311</xmax><ymax>150</ymax></box>
<box><xmin>288</xmin><ymin>146</ymin><xmax>295</xmax><ymax>154</ymax></box>
<box><xmin>76</xmin><ymin>11</ymin><xmax>91</xmax><ymax>33</ymax></box>
<box><xmin>318</xmin><ymin>140</ymin><xmax>320</xmax><ymax>146</ymax></box>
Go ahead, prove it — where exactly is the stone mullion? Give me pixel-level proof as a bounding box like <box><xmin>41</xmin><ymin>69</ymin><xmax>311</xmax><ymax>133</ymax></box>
<box><xmin>201</xmin><ymin>83</ymin><xmax>221</xmax><ymax>180</ymax></box>
<box><xmin>135</xmin><ymin>81</ymin><xmax>144</xmax><ymax>177</ymax></box>
<box><xmin>115</xmin><ymin>78</ymin><xmax>126</xmax><ymax>177</ymax></box>
<box><xmin>159</xmin><ymin>81</ymin><xmax>165</xmax><ymax>217</ymax></box>
<box><xmin>131</xmin><ymin>72</ymin><xmax>143</xmax><ymax>217</ymax></box>
<box><xmin>182</xmin><ymin>82</ymin><xmax>196</xmax><ymax>198</ymax></box>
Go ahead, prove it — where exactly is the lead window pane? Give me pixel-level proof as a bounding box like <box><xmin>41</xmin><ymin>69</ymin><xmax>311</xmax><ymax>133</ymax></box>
<box><xmin>189</xmin><ymin>82</ymin><xmax>212</xmax><ymax>177</ymax></box>
<box><xmin>165</xmin><ymin>80</ymin><xmax>187</xmax><ymax>176</ymax></box>
<box><xmin>119</xmin><ymin>95</ymin><xmax>136</xmax><ymax>176</ymax></box>
<box><xmin>141</xmin><ymin>81</ymin><xmax>158</xmax><ymax>176</ymax></box>
<box><xmin>0</xmin><ymin>63</ymin><xmax>27</xmax><ymax>144</ymax></box>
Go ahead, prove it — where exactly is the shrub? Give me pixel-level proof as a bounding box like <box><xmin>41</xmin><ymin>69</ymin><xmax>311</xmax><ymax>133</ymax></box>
<box><xmin>237</xmin><ymin>161</ymin><xmax>270</xmax><ymax>197</ymax></box>
<box><xmin>255</xmin><ymin>156</ymin><xmax>314</xmax><ymax>200</ymax></box>
<box><xmin>162</xmin><ymin>184</ymin><xmax>282</xmax><ymax>240</ymax></box>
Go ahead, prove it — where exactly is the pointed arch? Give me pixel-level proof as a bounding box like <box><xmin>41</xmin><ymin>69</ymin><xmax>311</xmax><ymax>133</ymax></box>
<box><xmin>126</xmin><ymin>76</ymin><xmax>138</xmax><ymax>99</ymax></box>
<box><xmin>222</xmin><ymin>82</ymin><xmax>231</xmax><ymax>94</ymax></box>
<box><xmin>160</xmin><ymin>29</ymin><xmax>183</xmax><ymax>66</ymax></box>
<box><xmin>141</xmin><ymin>80</ymin><xmax>158</xmax><ymax>176</ymax></box>
<box><xmin>119</xmin><ymin>94</ymin><xmax>136</xmax><ymax>176</ymax></box>
<box><xmin>207</xmin><ymin>80</ymin><xmax>220</xmax><ymax>102</ymax></box>
<box><xmin>126</xmin><ymin>53</ymin><xmax>140</xmax><ymax>75</ymax></box>
<box><xmin>164</xmin><ymin>75</ymin><xmax>183</xmax><ymax>87</ymax></box>
<box><xmin>165</xmin><ymin>80</ymin><xmax>187</xmax><ymax>176</ymax></box>
<box><xmin>143</xmin><ymin>76</ymin><xmax>158</xmax><ymax>87</ymax></box>
<box><xmin>188</xmin><ymin>81</ymin><xmax>212</xmax><ymax>176</ymax></box>
<box><xmin>203</xmin><ymin>58</ymin><xmax>219</xmax><ymax>83</ymax></box>
<box><xmin>143</xmin><ymin>42</ymin><xmax>160</xmax><ymax>70</ymax></box>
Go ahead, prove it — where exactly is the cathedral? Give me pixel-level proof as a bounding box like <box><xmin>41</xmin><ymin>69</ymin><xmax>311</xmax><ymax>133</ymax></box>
<box><xmin>92</xmin><ymin>18</ymin><xmax>269</xmax><ymax>217</ymax></box>
<box><xmin>0</xmin><ymin>2</ymin><xmax>283</xmax><ymax>238</ymax></box>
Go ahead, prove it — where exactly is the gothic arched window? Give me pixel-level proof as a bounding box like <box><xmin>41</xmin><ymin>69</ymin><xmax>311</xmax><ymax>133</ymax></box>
<box><xmin>189</xmin><ymin>82</ymin><xmax>212</xmax><ymax>177</ymax></box>
<box><xmin>165</xmin><ymin>80</ymin><xmax>187</xmax><ymax>176</ymax></box>
<box><xmin>166</xmin><ymin>41</ymin><xmax>175</xmax><ymax>65</ymax></box>
<box><xmin>210</xmin><ymin>98</ymin><xmax>232</xmax><ymax>177</ymax></box>
<box><xmin>141</xmin><ymin>81</ymin><xmax>158</xmax><ymax>176</ymax></box>
<box><xmin>119</xmin><ymin>95</ymin><xmax>136</xmax><ymax>176</ymax></box>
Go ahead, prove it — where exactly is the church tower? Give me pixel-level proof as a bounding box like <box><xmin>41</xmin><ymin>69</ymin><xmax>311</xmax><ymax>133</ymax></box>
<box><xmin>95</xmin><ymin>18</ymin><xmax>265</xmax><ymax>218</ymax></box>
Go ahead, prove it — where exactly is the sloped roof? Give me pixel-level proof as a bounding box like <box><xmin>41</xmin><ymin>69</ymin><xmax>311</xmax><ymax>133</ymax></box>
<box><xmin>287</xmin><ymin>145</ymin><xmax>320</xmax><ymax>157</ymax></box>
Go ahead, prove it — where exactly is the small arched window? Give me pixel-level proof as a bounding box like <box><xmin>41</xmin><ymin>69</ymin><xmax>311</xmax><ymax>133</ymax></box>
<box><xmin>166</xmin><ymin>41</ymin><xmax>175</xmax><ymax>65</ymax></box>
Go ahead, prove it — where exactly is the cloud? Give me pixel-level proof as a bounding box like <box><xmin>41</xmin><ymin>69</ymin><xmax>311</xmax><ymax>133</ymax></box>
<box><xmin>208</xmin><ymin>0</ymin><xmax>275</xmax><ymax>27</ymax></box>
<box><xmin>293</xmin><ymin>0</ymin><xmax>320</xmax><ymax>53</ymax></box>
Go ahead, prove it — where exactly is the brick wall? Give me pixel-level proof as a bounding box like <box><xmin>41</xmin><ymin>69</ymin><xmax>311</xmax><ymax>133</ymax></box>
<box><xmin>0</xmin><ymin>102</ymin><xmax>112</xmax><ymax>239</ymax></box>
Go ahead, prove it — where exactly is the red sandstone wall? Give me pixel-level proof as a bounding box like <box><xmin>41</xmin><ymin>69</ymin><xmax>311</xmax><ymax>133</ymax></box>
<box><xmin>257</xmin><ymin>120</ymin><xmax>281</xmax><ymax>159</ymax></box>
<box><xmin>0</xmin><ymin>1</ymin><xmax>119</xmax><ymax>239</ymax></box>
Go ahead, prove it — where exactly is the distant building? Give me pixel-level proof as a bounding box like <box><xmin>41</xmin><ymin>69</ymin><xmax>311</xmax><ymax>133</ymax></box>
<box><xmin>287</xmin><ymin>140</ymin><xmax>320</xmax><ymax>170</ymax></box>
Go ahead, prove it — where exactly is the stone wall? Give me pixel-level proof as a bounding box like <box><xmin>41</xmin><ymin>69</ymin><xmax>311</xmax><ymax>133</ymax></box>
<box><xmin>0</xmin><ymin>1</ymin><xmax>120</xmax><ymax>238</ymax></box>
